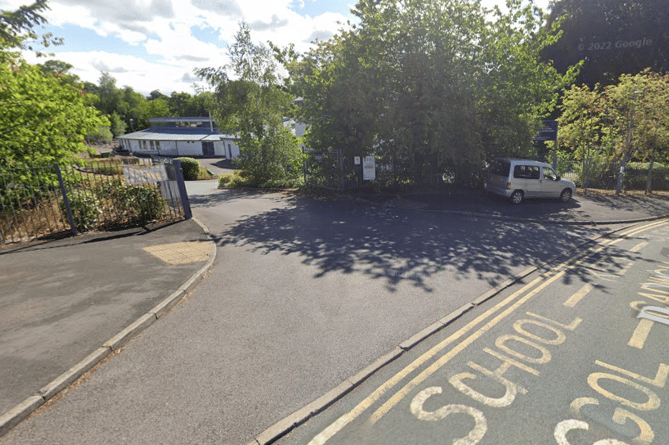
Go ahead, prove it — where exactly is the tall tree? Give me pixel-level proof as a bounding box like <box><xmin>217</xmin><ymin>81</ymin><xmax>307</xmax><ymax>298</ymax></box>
<box><xmin>0</xmin><ymin>0</ymin><xmax>61</xmax><ymax>62</ymax></box>
<box><xmin>543</xmin><ymin>0</ymin><xmax>669</xmax><ymax>87</ymax></box>
<box><xmin>0</xmin><ymin>59</ymin><xmax>108</xmax><ymax>165</ymax></box>
<box><xmin>558</xmin><ymin>70</ymin><xmax>669</xmax><ymax>192</ymax></box>
<box><xmin>0</xmin><ymin>1</ymin><xmax>107</xmax><ymax>165</ymax></box>
<box><xmin>168</xmin><ymin>91</ymin><xmax>193</xmax><ymax>116</ymax></box>
<box><xmin>196</xmin><ymin>23</ymin><xmax>302</xmax><ymax>186</ymax></box>
<box><xmin>290</xmin><ymin>0</ymin><xmax>576</xmax><ymax>186</ymax></box>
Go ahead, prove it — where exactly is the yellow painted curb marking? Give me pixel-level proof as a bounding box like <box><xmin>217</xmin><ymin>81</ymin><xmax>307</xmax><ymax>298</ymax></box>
<box><xmin>143</xmin><ymin>241</ymin><xmax>211</xmax><ymax>265</ymax></box>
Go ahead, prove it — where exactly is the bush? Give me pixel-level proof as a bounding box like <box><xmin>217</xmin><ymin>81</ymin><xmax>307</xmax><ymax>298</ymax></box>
<box><xmin>62</xmin><ymin>190</ymin><xmax>100</xmax><ymax>231</ymax></box>
<box><xmin>218</xmin><ymin>169</ymin><xmax>302</xmax><ymax>189</ymax></box>
<box><xmin>219</xmin><ymin>170</ymin><xmax>253</xmax><ymax>188</ymax></box>
<box><xmin>122</xmin><ymin>185</ymin><xmax>165</xmax><ymax>223</ymax></box>
<box><xmin>104</xmin><ymin>181</ymin><xmax>166</xmax><ymax>224</ymax></box>
<box><xmin>176</xmin><ymin>157</ymin><xmax>200</xmax><ymax>180</ymax></box>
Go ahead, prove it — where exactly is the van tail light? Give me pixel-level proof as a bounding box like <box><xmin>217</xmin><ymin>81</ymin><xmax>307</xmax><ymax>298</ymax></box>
<box><xmin>506</xmin><ymin>182</ymin><xmax>511</xmax><ymax>189</ymax></box>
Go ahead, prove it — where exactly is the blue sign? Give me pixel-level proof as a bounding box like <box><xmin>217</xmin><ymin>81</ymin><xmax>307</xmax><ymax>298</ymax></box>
<box><xmin>533</xmin><ymin>120</ymin><xmax>558</xmax><ymax>142</ymax></box>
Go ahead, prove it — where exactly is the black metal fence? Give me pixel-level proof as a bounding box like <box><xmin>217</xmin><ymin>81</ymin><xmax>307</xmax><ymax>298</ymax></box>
<box><xmin>560</xmin><ymin>159</ymin><xmax>669</xmax><ymax>192</ymax></box>
<box><xmin>1</xmin><ymin>157</ymin><xmax>191</xmax><ymax>245</ymax></box>
<box><xmin>304</xmin><ymin>151</ymin><xmax>399</xmax><ymax>191</ymax></box>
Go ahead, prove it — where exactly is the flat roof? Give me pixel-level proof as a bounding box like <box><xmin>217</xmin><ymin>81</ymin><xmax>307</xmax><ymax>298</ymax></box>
<box><xmin>118</xmin><ymin>129</ymin><xmax>237</xmax><ymax>141</ymax></box>
<box><xmin>148</xmin><ymin>116</ymin><xmax>214</xmax><ymax>123</ymax></box>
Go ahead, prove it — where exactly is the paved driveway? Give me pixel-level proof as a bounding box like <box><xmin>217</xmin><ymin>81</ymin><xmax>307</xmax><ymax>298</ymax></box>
<box><xmin>0</xmin><ymin>182</ymin><xmax>652</xmax><ymax>444</ymax></box>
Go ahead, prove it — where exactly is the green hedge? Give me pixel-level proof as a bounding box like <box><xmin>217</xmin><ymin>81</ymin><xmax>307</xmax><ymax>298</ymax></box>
<box><xmin>176</xmin><ymin>157</ymin><xmax>200</xmax><ymax>181</ymax></box>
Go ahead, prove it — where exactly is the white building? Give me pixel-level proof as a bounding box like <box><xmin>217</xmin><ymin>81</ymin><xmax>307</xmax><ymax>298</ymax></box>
<box><xmin>117</xmin><ymin>117</ymin><xmax>240</xmax><ymax>159</ymax></box>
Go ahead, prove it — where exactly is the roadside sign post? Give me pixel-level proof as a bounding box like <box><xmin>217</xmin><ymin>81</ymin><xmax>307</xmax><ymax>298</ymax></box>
<box><xmin>533</xmin><ymin>120</ymin><xmax>559</xmax><ymax>170</ymax></box>
<box><xmin>363</xmin><ymin>156</ymin><xmax>376</xmax><ymax>181</ymax></box>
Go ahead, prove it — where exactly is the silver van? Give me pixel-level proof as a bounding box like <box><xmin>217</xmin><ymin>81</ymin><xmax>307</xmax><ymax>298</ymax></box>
<box><xmin>485</xmin><ymin>158</ymin><xmax>575</xmax><ymax>204</ymax></box>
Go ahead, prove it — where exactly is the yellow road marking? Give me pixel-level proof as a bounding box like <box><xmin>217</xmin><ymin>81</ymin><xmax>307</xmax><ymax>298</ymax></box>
<box><xmin>564</xmin><ymin>283</ymin><xmax>594</xmax><ymax>308</ymax></box>
<box><xmin>630</xmin><ymin>241</ymin><xmax>648</xmax><ymax>253</ymax></box>
<box><xmin>308</xmin><ymin>220</ymin><xmax>668</xmax><ymax>444</ymax></box>
<box><xmin>369</xmin><ymin>268</ymin><xmax>569</xmax><ymax>423</ymax></box>
<box><xmin>143</xmin><ymin>241</ymin><xmax>211</xmax><ymax>265</ymax></box>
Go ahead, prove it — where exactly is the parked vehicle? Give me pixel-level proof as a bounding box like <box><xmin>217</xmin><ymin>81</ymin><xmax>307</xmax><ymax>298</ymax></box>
<box><xmin>485</xmin><ymin>158</ymin><xmax>576</xmax><ymax>204</ymax></box>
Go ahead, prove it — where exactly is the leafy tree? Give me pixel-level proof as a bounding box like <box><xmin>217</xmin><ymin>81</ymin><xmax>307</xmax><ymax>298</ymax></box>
<box><xmin>557</xmin><ymin>84</ymin><xmax>608</xmax><ymax>190</ymax></box>
<box><xmin>0</xmin><ymin>59</ymin><xmax>109</xmax><ymax>165</ymax></box>
<box><xmin>604</xmin><ymin>70</ymin><xmax>669</xmax><ymax>192</ymax></box>
<box><xmin>558</xmin><ymin>69</ymin><xmax>669</xmax><ymax>192</ymax></box>
<box><xmin>0</xmin><ymin>1</ymin><xmax>107</xmax><ymax>166</ymax></box>
<box><xmin>168</xmin><ymin>91</ymin><xmax>193</xmax><ymax>116</ymax></box>
<box><xmin>96</xmin><ymin>72</ymin><xmax>124</xmax><ymax>117</ymax></box>
<box><xmin>543</xmin><ymin>0</ymin><xmax>669</xmax><ymax>87</ymax></box>
<box><xmin>196</xmin><ymin>23</ymin><xmax>303</xmax><ymax>187</ymax></box>
<box><xmin>109</xmin><ymin>112</ymin><xmax>127</xmax><ymax>137</ymax></box>
<box><xmin>289</xmin><ymin>0</ymin><xmax>576</xmax><ymax>187</ymax></box>
<box><xmin>0</xmin><ymin>0</ymin><xmax>61</xmax><ymax>62</ymax></box>
<box><xmin>188</xmin><ymin>91</ymin><xmax>214</xmax><ymax>117</ymax></box>
<box><xmin>148</xmin><ymin>89</ymin><xmax>169</xmax><ymax>101</ymax></box>
<box><xmin>146</xmin><ymin>97</ymin><xmax>171</xmax><ymax>119</ymax></box>
<box><xmin>122</xmin><ymin>86</ymin><xmax>149</xmax><ymax>128</ymax></box>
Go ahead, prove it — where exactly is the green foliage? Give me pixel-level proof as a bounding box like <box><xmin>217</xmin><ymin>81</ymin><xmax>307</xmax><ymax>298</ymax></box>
<box><xmin>543</xmin><ymin>0</ymin><xmax>669</xmax><ymax>88</ymax></box>
<box><xmin>87</xmin><ymin>126</ymin><xmax>113</xmax><ymax>143</ymax></box>
<box><xmin>64</xmin><ymin>178</ymin><xmax>166</xmax><ymax>230</ymax></box>
<box><xmin>0</xmin><ymin>60</ymin><xmax>109</xmax><ymax>166</ymax></box>
<box><xmin>558</xmin><ymin>69</ymin><xmax>669</xmax><ymax>192</ymax></box>
<box><xmin>63</xmin><ymin>190</ymin><xmax>99</xmax><ymax>231</ymax></box>
<box><xmin>106</xmin><ymin>182</ymin><xmax>165</xmax><ymax>223</ymax></box>
<box><xmin>218</xmin><ymin>170</ymin><xmax>252</xmax><ymax>188</ymax></box>
<box><xmin>0</xmin><ymin>161</ymin><xmax>59</xmax><ymax>210</ymax></box>
<box><xmin>196</xmin><ymin>23</ymin><xmax>303</xmax><ymax>187</ymax></box>
<box><xmin>109</xmin><ymin>112</ymin><xmax>127</xmax><ymax>137</ymax></box>
<box><xmin>218</xmin><ymin>168</ymin><xmax>302</xmax><ymax>189</ymax></box>
<box><xmin>0</xmin><ymin>0</ymin><xmax>62</xmax><ymax>62</ymax></box>
<box><xmin>146</xmin><ymin>97</ymin><xmax>171</xmax><ymax>118</ymax></box>
<box><xmin>288</xmin><ymin>0</ymin><xmax>576</xmax><ymax>188</ymax></box>
<box><xmin>235</xmin><ymin>126</ymin><xmax>304</xmax><ymax>186</ymax></box>
<box><xmin>176</xmin><ymin>157</ymin><xmax>201</xmax><ymax>180</ymax></box>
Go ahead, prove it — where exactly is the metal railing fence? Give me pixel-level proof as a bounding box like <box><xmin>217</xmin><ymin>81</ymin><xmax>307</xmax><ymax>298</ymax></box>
<box><xmin>560</xmin><ymin>159</ymin><xmax>669</xmax><ymax>192</ymax></box>
<box><xmin>1</xmin><ymin>157</ymin><xmax>190</xmax><ymax>245</ymax></box>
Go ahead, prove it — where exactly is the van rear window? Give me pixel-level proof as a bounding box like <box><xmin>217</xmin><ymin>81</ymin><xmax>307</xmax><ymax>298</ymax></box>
<box><xmin>489</xmin><ymin>160</ymin><xmax>510</xmax><ymax>176</ymax></box>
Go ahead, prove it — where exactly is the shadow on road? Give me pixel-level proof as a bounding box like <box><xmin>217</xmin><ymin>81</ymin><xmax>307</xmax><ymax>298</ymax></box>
<box><xmin>209</xmin><ymin>196</ymin><xmax>619</xmax><ymax>292</ymax></box>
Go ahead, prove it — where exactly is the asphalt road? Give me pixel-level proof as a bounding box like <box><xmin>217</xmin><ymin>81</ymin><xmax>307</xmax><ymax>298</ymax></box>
<box><xmin>277</xmin><ymin>220</ymin><xmax>669</xmax><ymax>445</ymax></box>
<box><xmin>0</xmin><ymin>182</ymin><xmax>622</xmax><ymax>444</ymax></box>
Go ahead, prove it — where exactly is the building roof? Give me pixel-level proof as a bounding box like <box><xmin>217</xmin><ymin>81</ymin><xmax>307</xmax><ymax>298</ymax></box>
<box><xmin>148</xmin><ymin>116</ymin><xmax>214</xmax><ymax>124</ymax></box>
<box><xmin>118</xmin><ymin>127</ymin><xmax>237</xmax><ymax>141</ymax></box>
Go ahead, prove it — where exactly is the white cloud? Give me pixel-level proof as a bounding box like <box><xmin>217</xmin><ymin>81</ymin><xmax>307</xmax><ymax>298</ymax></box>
<box><xmin>25</xmin><ymin>50</ymin><xmax>201</xmax><ymax>94</ymax></box>
<box><xmin>191</xmin><ymin>0</ymin><xmax>242</xmax><ymax>17</ymax></box>
<box><xmin>0</xmin><ymin>0</ymin><xmax>356</xmax><ymax>93</ymax></box>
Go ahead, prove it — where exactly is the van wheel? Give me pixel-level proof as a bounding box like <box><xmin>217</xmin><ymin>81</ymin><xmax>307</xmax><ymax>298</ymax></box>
<box><xmin>510</xmin><ymin>190</ymin><xmax>523</xmax><ymax>204</ymax></box>
<box><xmin>560</xmin><ymin>189</ymin><xmax>572</xmax><ymax>203</ymax></box>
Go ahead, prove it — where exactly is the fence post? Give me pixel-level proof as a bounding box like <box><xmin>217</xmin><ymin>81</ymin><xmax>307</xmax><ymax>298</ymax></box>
<box><xmin>173</xmin><ymin>159</ymin><xmax>192</xmax><ymax>220</ymax></box>
<box><xmin>338</xmin><ymin>148</ymin><xmax>345</xmax><ymax>192</ymax></box>
<box><xmin>55</xmin><ymin>163</ymin><xmax>78</xmax><ymax>236</ymax></box>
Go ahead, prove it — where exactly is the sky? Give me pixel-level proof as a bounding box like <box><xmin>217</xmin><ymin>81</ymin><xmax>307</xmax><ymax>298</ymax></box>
<box><xmin>1</xmin><ymin>0</ymin><xmax>549</xmax><ymax>96</ymax></box>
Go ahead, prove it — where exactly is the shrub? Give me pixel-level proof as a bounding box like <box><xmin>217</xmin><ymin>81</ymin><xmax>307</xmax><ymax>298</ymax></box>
<box><xmin>176</xmin><ymin>157</ymin><xmax>200</xmax><ymax>180</ymax></box>
<box><xmin>124</xmin><ymin>185</ymin><xmax>165</xmax><ymax>223</ymax></box>
<box><xmin>105</xmin><ymin>181</ymin><xmax>166</xmax><ymax>223</ymax></box>
<box><xmin>62</xmin><ymin>190</ymin><xmax>99</xmax><ymax>231</ymax></box>
<box><xmin>218</xmin><ymin>170</ymin><xmax>252</xmax><ymax>188</ymax></box>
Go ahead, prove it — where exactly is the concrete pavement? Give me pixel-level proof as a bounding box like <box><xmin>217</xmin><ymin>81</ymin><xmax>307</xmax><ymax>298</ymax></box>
<box><xmin>0</xmin><ymin>219</ymin><xmax>216</xmax><ymax>435</ymax></box>
<box><xmin>1</xmin><ymin>183</ymin><xmax>668</xmax><ymax>441</ymax></box>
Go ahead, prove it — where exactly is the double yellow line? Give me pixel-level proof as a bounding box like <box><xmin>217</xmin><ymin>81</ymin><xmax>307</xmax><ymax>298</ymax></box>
<box><xmin>308</xmin><ymin>220</ymin><xmax>668</xmax><ymax>445</ymax></box>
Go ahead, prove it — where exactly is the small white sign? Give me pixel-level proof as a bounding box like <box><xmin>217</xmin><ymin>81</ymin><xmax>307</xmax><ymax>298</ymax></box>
<box><xmin>363</xmin><ymin>156</ymin><xmax>376</xmax><ymax>181</ymax></box>
<box><xmin>354</xmin><ymin>156</ymin><xmax>361</xmax><ymax>165</ymax></box>
<box><xmin>122</xmin><ymin>164</ymin><xmax>168</xmax><ymax>185</ymax></box>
